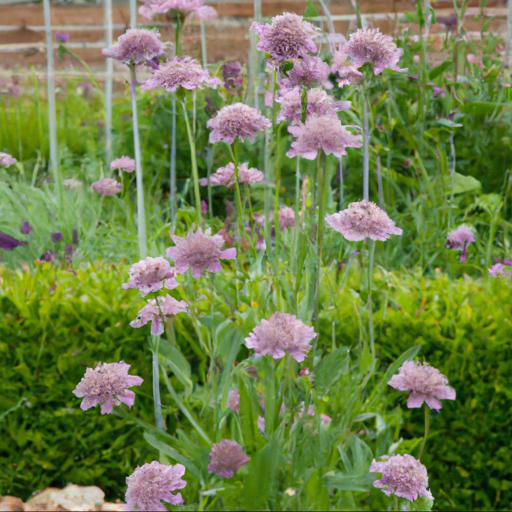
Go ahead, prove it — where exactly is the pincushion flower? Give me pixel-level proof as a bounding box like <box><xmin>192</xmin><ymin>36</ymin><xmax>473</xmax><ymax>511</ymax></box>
<box><xmin>278</xmin><ymin>206</ymin><xmax>295</xmax><ymax>230</ymax></box>
<box><xmin>199</xmin><ymin>162</ymin><xmax>264</xmax><ymax>188</ymax></box>
<box><xmin>139</xmin><ymin>0</ymin><xmax>212</xmax><ymax>20</ymax></box>
<box><xmin>245</xmin><ymin>312</ymin><xmax>317</xmax><ymax>362</ymax></box>
<box><xmin>126</xmin><ymin>461</ymin><xmax>186</xmax><ymax>511</ymax></box>
<box><xmin>142</xmin><ymin>57</ymin><xmax>220</xmax><ymax>93</ymax></box>
<box><xmin>207</xmin><ymin>103</ymin><xmax>271</xmax><ymax>144</ymax></box>
<box><xmin>388</xmin><ymin>361</ymin><xmax>456</xmax><ymax>410</ymax></box>
<box><xmin>446</xmin><ymin>225</ymin><xmax>475</xmax><ymax>262</ymax></box>
<box><xmin>325</xmin><ymin>200</ymin><xmax>402</xmax><ymax>241</ymax></box>
<box><xmin>130</xmin><ymin>295</ymin><xmax>188</xmax><ymax>336</ymax></box>
<box><xmin>91</xmin><ymin>177</ymin><xmax>122</xmax><ymax>196</ymax></box>
<box><xmin>287</xmin><ymin>115</ymin><xmax>362</xmax><ymax>160</ymax></box>
<box><xmin>73</xmin><ymin>362</ymin><xmax>143</xmax><ymax>415</ymax></box>
<box><xmin>222</xmin><ymin>61</ymin><xmax>243</xmax><ymax>95</ymax></box>
<box><xmin>0</xmin><ymin>152</ymin><xmax>17</xmax><ymax>167</ymax></box>
<box><xmin>345</xmin><ymin>28</ymin><xmax>404</xmax><ymax>75</ymax></box>
<box><xmin>251</xmin><ymin>12</ymin><xmax>319</xmax><ymax>63</ymax></box>
<box><xmin>123</xmin><ymin>256</ymin><xmax>178</xmax><ymax>296</ymax></box>
<box><xmin>102</xmin><ymin>28</ymin><xmax>164</xmax><ymax>65</ymax></box>
<box><xmin>111</xmin><ymin>156</ymin><xmax>135</xmax><ymax>173</ymax></box>
<box><xmin>208</xmin><ymin>440</ymin><xmax>250</xmax><ymax>478</ymax></box>
<box><xmin>331</xmin><ymin>49</ymin><xmax>363</xmax><ymax>86</ymax></box>
<box><xmin>370</xmin><ymin>454</ymin><xmax>433</xmax><ymax>502</ymax></box>
<box><xmin>281</xmin><ymin>56</ymin><xmax>332</xmax><ymax>89</ymax></box>
<box><xmin>277</xmin><ymin>87</ymin><xmax>350</xmax><ymax>124</ymax></box>
<box><xmin>489</xmin><ymin>262</ymin><xmax>512</xmax><ymax>278</ymax></box>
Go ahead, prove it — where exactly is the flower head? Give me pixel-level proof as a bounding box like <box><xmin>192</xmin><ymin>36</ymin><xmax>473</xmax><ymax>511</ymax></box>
<box><xmin>446</xmin><ymin>225</ymin><xmax>475</xmax><ymax>262</ymax></box>
<box><xmin>0</xmin><ymin>152</ymin><xmax>17</xmax><ymax>167</ymax></box>
<box><xmin>245</xmin><ymin>312</ymin><xmax>317</xmax><ymax>362</ymax></box>
<box><xmin>73</xmin><ymin>361</ymin><xmax>143</xmax><ymax>415</ymax></box>
<box><xmin>199</xmin><ymin>162</ymin><xmax>264</xmax><ymax>188</ymax></box>
<box><xmin>287</xmin><ymin>115</ymin><xmax>362</xmax><ymax>160</ymax></box>
<box><xmin>56</xmin><ymin>31</ymin><xmax>70</xmax><ymax>43</ymax></box>
<box><xmin>21</xmin><ymin>221</ymin><xmax>31</xmax><ymax>235</ymax></box>
<box><xmin>227</xmin><ymin>389</ymin><xmax>240</xmax><ymax>412</ymax></box>
<box><xmin>139</xmin><ymin>0</ymin><xmax>204</xmax><ymax>19</ymax></box>
<box><xmin>281</xmin><ymin>56</ymin><xmax>331</xmax><ymax>89</ymax></box>
<box><xmin>126</xmin><ymin>461</ymin><xmax>186</xmax><ymax>511</ymax></box>
<box><xmin>251</xmin><ymin>12</ymin><xmax>319</xmax><ymax>63</ymax></box>
<box><xmin>489</xmin><ymin>262</ymin><xmax>512</xmax><ymax>278</ymax></box>
<box><xmin>345</xmin><ymin>28</ymin><xmax>403</xmax><ymax>75</ymax></box>
<box><xmin>278</xmin><ymin>206</ymin><xmax>295</xmax><ymax>230</ymax></box>
<box><xmin>130</xmin><ymin>295</ymin><xmax>188</xmax><ymax>336</ymax></box>
<box><xmin>388</xmin><ymin>361</ymin><xmax>456</xmax><ymax>410</ymax></box>
<box><xmin>207</xmin><ymin>103</ymin><xmax>270</xmax><ymax>144</ymax></box>
<box><xmin>325</xmin><ymin>200</ymin><xmax>402</xmax><ymax>241</ymax></box>
<box><xmin>208</xmin><ymin>440</ymin><xmax>249</xmax><ymax>478</ymax></box>
<box><xmin>103</xmin><ymin>28</ymin><xmax>163</xmax><ymax>65</ymax></box>
<box><xmin>123</xmin><ymin>256</ymin><xmax>178</xmax><ymax>295</ymax></box>
<box><xmin>222</xmin><ymin>61</ymin><xmax>243</xmax><ymax>95</ymax></box>
<box><xmin>331</xmin><ymin>48</ymin><xmax>363</xmax><ymax>86</ymax></box>
<box><xmin>370</xmin><ymin>454</ymin><xmax>433</xmax><ymax>502</ymax></box>
<box><xmin>91</xmin><ymin>177</ymin><xmax>122</xmax><ymax>196</ymax></box>
<box><xmin>142</xmin><ymin>57</ymin><xmax>220</xmax><ymax>93</ymax></box>
<box><xmin>111</xmin><ymin>156</ymin><xmax>136</xmax><ymax>173</ymax></box>
<box><xmin>0</xmin><ymin>232</ymin><xmax>27</xmax><ymax>251</ymax></box>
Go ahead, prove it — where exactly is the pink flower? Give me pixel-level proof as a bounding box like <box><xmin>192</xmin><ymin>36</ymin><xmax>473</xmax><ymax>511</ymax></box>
<box><xmin>111</xmin><ymin>156</ymin><xmax>135</xmax><ymax>173</ymax></box>
<box><xmin>166</xmin><ymin>228</ymin><xmax>236</xmax><ymax>278</ymax></box>
<box><xmin>91</xmin><ymin>177</ymin><xmax>122</xmax><ymax>196</ymax></box>
<box><xmin>208</xmin><ymin>440</ymin><xmax>249</xmax><ymax>478</ymax></box>
<box><xmin>245</xmin><ymin>312</ymin><xmax>317</xmax><ymax>362</ymax></box>
<box><xmin>0</xmin><ymin>152</ymin><xmax>17</xmax><ymax>167</ymax></box>
<box><xmin>126</xmin><ymin>461</ymin><xmax>186</xmax><ymax>511</ymax></box>
<box><xmin>192</xmin><ymin>5</ymin><xmax>218</xmax><ymax>20</ymax></box>
<box><xmin>207</xmin><ymin>103</ymin><xmax>271</xmax><ymax>145</ymax></box>
<box><xmin>123</xmin><ymin>256</ymin><xmax>178</xmax><ymax>296</ymax></box>
<box><xmin>142</xmin><ymin>57</ymin><xmax>220</xmax><ymax>93</ymax></box>
<box><xmin>325</xmin><ymin>200</ymin><xmax>402</xmax><ymax>241</ymax></box>
<box><xmin>227</xmin><ymin>389</ymin><xmax>240</xmax><ymax>412</ymax></box>
<box><xmin>139</xmin><ymin>0</ymin><xmax>205</xmax><ymax>19</ymax></box>
<box><xmin>251</xmin><ymin>12</ymin><xmax>319</xmax><ymax>63</ymax></box>
<box><xmin>102</xmin><ymin>28</ymin><xmax>163</xmax><ymax>65</ymax></box>
<box><xmin>446</xmin><ymin>225</ymin><xmax>475</xmax><ymax>262</ymax></box>
<box><xmin>388</xmin><ymin>361</ymin><xmax>456</xmax><ymax>410</ymax></box>
<box><xmin>130</xmin><ymin>295</ymin><xmax>188</xmax><ymax>336</ymax></box>
<box><xmin>287</xmin><ymin>115</ymin><xmax>362</xmax><ymax>160</ymax></box>
<box><xmin>345</xmin><ymin>28</ymin><xmax>404</xmax><ymax>75</ymax></box>
<box><xmin>278</xmin><ymin>207</ymin><xmax>295</xmax><ymax>230</ymax></box>
<box><xmin>489</xmin><ymin>262</ymin><xmax>512</xmax><ymax>278</ymax></box>
<box><xmin>281</xmin><ymin>56</ymin><xmax>332</xmax><ymax>90</ymax></box>
<box><xmin>370</xmin><ymin>454</ymin><xmax>433</xmax><ymax>502</ymax></box>
<box><xmin>277</xmin><ymin>87</ymin><xmax>350</xmax><ymax>124</ymax></box>
<box><xmin>199</xmin><ymin>162</ymin><xmax>264</xmax><ymax>188</ymax></box>
<box><xmin>73</xmin><ymin>361</ymin><xmax>143</xmax><ymax>415</ymax></box>
<box><xmin>331</xmin><ymin>48</ymin><xmax>363</xmax><ymax>86</ymax></box>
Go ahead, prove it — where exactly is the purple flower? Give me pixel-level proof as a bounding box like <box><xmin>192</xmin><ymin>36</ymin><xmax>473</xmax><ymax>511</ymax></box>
<box><xmin>192</xmin><ymin>5</ymin><xmax>218</xmax><ymax>20</ymax></box>
<box><xmin>489</xmin><ymin>262</ymin><xmax>512</xmax><ymax>278</ymax></box>
<box><xmin>142</xmin><ymin>56</ymin><xmax>220</xmax><ymax>93</ymax></box>
<box><xmin>102</xmin><ymin>28</ymin><xmax>164</xmax><ymax>65</ymax></box>
<box><xmin>56</xmin><ymin>31</ymin><xmax>70</xmax><ymax>43</ymax></box>
<box><xmin>91</xmin><ymin>177</ymin><xmax>122</xmax><ymax>196</ymax></box>
<box><xmin>208</xmin><ymin>440</ymin><xmax>250</xmax><ymax>478</ymax></box>
<box><xmin>245</xmin><ymin>312</ymin><xmax>317</xmax><ymax>362</ymax></box>
<box><xmin>166</xmin><ymin>228</ymin><xmax>236</xmax><ymax>278</ymax></box>
<box><xmin>222</xmin><ymin>61</ymin><xmax>243</xmax><ymax>95</ymax></box>
<box><xmin>325</xmin><ymin>200</ymin><xmax>402</xmax><ymax>242</ymax></box>
<box><xmin>73</xmin><ymin>361</ymin><xmax>143</xmax><ymax>415</ymax></box>
<box><xmin>227</xmin><ymin>389</ymin><xmax>240</xmax><ymax>412</ymax></box>
<box><xmin>251</xmin><ymin>12</ymin><xmax>319</xmax><ymax>63</ymax></box>
<box><xmin>331</xmin><ymin>48</ymin><xmax>363</xmax><ymax>87</ymax></box>
<box><xmin>278</xmin><ymin>207</ymin><xmax>295</xmax><ymax>230</ymax></box>
<box><xmin>199</xmin><ymin>162</ymin><xmax>264</xmax><ymax>188</ymax></box>
<box><xmin>345</xmin><ymin>28</ymin><xmax>404</xmax><ymax>75</ymax></box>
<box><xmin>287</xmin><ymin>115</ymin><xmax>362</xmax><ymax>160</ymax></box>
<box><xmin>388</xmin><ymin>361</ymin><xmax>456</xmax><ymax>410</ymax></box>
<box><xmin>139</xmin><ymin>0</ymin><xmax>205</xmax><ymax>20</ymax></box>
<box><xmin>39</xmin><ymin>250</ymin><xmax>54</xmax><ymax>262</ymax></box>
<box><xmin>0</xmin><ymin>152</ymin><xmax>17</xmax><ymax>167</ymax></box>
<box><xmin>130</xmin><ymin>295</ymin><xmax>188</xmax><ymax>336</ymax></box>
<box><xmin>281</xmin><ymin>56</ymin><xmax>332</xmax><ymax>90</ymax></box>
<box><xmin>370</xmin><ymin>454</ymin><xmax>433</xmax><ymax>502</ymax></box>
<box><xmin>111</xmin><ymin>156</ymin><xmax>136</xmax><ymax>173</ymax></box>
<box><xmin>446</xmin><ymin>225</ymin><xmax>475</xmax><ymax>262</ymax></box>
<box><xmin>126</xmin><ymin>461</ymin><xmax>186</xmax><ymax>511</ymax></box>
<box><xmin>20</xmin><ymin>221</ymin><xmax>31</xmax><ymax>235</ymax></box>
<box><xmin>0</xmin><ymin>232</ymin><xmax>27</xmax><ymax>250</ymax></box>
<box><xmin>51</xmin><ymin>231</ymin><xmax>63</xmax><ymax>243</ymax></box>
<box><xmin>207</xmin><ymin>103</ymin><xmax>271</xmax><ymax>145</ymax></box>
<box><xmin>123</xmin><ymin>256</ymin><xmax>178</xmax><ymax>296</ymax></box>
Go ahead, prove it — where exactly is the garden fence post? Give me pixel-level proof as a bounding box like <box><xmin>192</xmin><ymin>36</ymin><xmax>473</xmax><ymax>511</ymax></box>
<box><xmin>130</xmin><ymin>0</ymin><xmax>137</xmax><ymax>27</ymax></box>
<box><xmin>105</xmin><ymin>0</ymin><xmax>113</xmax><ymax>164</ymax></box>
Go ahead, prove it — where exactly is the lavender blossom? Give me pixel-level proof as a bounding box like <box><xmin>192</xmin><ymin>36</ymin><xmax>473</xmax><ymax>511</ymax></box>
<box><xmin>446</xmin><ymin>225</ymin><xmax>475</xmax><ymax>262</ymax></box>
<box><xmin>111</xmin><ymin>156</ymin><xmax>136</xmax><ymax>173</ymax></box>
<box><xmin>102</xmin><ymin>28</ymin><xmax>164</xmax><ymax>65</ymax></box>
<box><xmin>208</xmin><ymin>440</ymin><xmax>249</xmax><ymax>478</ymax></box>
<box><xmin>0</xmin><ymin>152</ymin><xmax>17</xmax><ymax>167</ymax></box>
<box><xmin>199</xmin><ymin>162</ymin><xmax>264</xmax><ymax>188</ymax></box>
<box><xmin>123</xmin><ymin>256</ymin><xmax>178</xmax><ymax>296</ymax></box>
<box><xmin>130</xmin><ymin>295</ymin><xmax>188</xmax><ymax>336</ymax></box>
<box><xmin>91</xmin><ymin>177</ymin><xmax>122</xmax><ymax>196</ymax></box>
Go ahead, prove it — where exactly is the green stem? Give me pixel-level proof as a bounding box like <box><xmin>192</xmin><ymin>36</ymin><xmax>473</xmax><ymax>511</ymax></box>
<box><xmin>419</xmin><ymin>404</ymin><xmax>430</xmax><ymax>458</ymax></box>
<box><xmin>175</xmin><ymin>15</ymin><xmax>182</xmax><ymax>56</ymax></box>
<box><xmin>314</xmin><ymin>153</ymin><xmax>327</xmax><ymax>322</ymax></box>
<box><xmin>273</xmin><ymin>124</ymin><xmax>282</xmax><ymax>260</ymax></box>
<box><xmin>361</xmin><ymin>79</ymin><xmax>370</xmax><ymax>201</ymax></box>
<box><xmin>232</xmin><ymin>142</ymin><xmax>245</xmax><ymax>247</ymax></box>
<box><xmin>151</xmin><ymin>335</ymin><xmax>165</xmax><ymax>430</ymax></box>
<box><xmin>367</xmin><ymin>240</ymin><xmax>376</xmax><ymax>365</ymax></box>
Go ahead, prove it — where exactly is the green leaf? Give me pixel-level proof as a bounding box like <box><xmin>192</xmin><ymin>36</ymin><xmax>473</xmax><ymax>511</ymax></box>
<box><xmin>303</xmin><ymin>0</ymin><xmax>319</xmax><ymax>18</ymax></box>
<box><xmin>443</xmin><ymin>173</ymin><xmax>482</xmax><ymax>195</ymax></box>
<box><xmin>315</xmin><ymin>347</ymin><xmax>350</xmax><ymax>396</ymax></box>
<box><xmin>159</xmin><ymin>339</ymin><xmax>193</xmax><ymax>395</ymax></box>
<box><xmin>437</xmin><ymin>119</ymin><xmax>463</xmax><ymax>129</ymax></box>
<box><xmin>429</xmin><ymin>60</ymin><xmax>451</xmax><ymax>80</ymax></box>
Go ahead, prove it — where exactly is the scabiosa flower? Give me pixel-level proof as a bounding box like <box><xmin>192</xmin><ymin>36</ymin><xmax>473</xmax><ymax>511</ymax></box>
<box><xmin>126</xmin><ymin>461</ymin><xmax>186</xmax><ymax>511</ymax></box>
<box><xmin>245</xmin><ymin>312</ymin><xmax>317</xmax><ymax>362</ymax></box>
<box><xmin>278</xmin><ymin>206</ymin><xmax>295</xmax><ymax>230</ymax></box>
<box><xmin>251</xmin><ymin>12</ymin><xmax>319</xmax><ymax>63</ymax></box>
<box><xmin>139</xmin><ymin>0</ymin><xmax>204</xmax><ymax>20</ymax></box>
<box><xmin>63</xmin><ymin>178</ymin><xmax>83</xmax><ymax>189</ymax></box>
<box><xmin>227</xmin><ymin>389</ymin><xmax>240</xmax><ymax>412</ymax></box>
<box><xmin>370</xmin><ymin>454</ymin><xmax>433</xmax><ymax>502</ymax></box>
<box><xmin>489</xmin><ymin>262</ymin><xmax>512</xmax><ymax>278</ymax></box>
<box><xmin>142</xmin><ymin>57</ymin><xmax>220</xmax><ymax>93</ymax></box>
<box><xmin>208</xmin><ymin>440</ymin><xmax>250</xmax><ymax>478</ymax></box>
<box><xmin>345</xmin><ymin>28</ymin><xmax>404</xmax><ymax>75</ymax></box>
<box><xmin>446</xmin><ymin>225</ymin><xmax>475</xmax><ymax>262</ymax></box>
<box><xmin>331</xmin><ymin>48</ymin><xmax>363</xmax><ymax>86</ymax></box>
<box><xmin>281</xmin><ymin>56</ymin><xmax>332</xmax><ymax>89</ymax></box>
<box><xmin>73</xmin><ymin>361</ymin><xmax>143</xmax><ymax>415</ymax></box>
<box><xmin>0</xmin><ymin>152</ymin><xmax>17</xmax><ymax>167</ymax></box>
<box><xmin>222</xmin><ymin>61</ymin><xmax>243</xmax><ymax>95</ymax></box>
<box><xmin>207</xmin><ymin>103</ymin><xmax>271</xmax><ymax>144</ymax></box>
<box><xmin>192</xmin><ymin>4</ymin><xmax>218</xmax><ymax>20</ymax></box>
<box><xmin>56</xmin><ymin>31</ymin><xmax>70</xmax><ymax>44</ymax></box>
<box><xmin>199</xmin><ymin>162</ymin><xmax>264</xmax><ymax>188</ymax></box>
<box><xmin>91</xmin><ymin>177</ymin><xmax>122</xmax><ymax>196</ymax></box>
<box><xmin>388</xmin><ymin>361</ymin><xmax>456</xmax><ymax>410</ymax></box>
<box><xmin>102</xmin><ymin>28</ymin><xmax>164</xmax><ymax>65</ymax></box>
<box><xmin>325</xmin><ymin>200</ymin><xmax>402</xmax><ymax>242</ymax></box>
<box><xmin>111</xmin><ymin>156</ymin><xmax>135</xmax><ymax>173</ymax></box>
<box><xmin>277</xmin><ymin>87</ymin><xmax>350</xmax><ymax>124</ymax></box>
<box><xmin>287</xmin><ymin>115</ymin><xmax>362</xmax><ymax>160</ymax></box>
<box><xmin>130</xmin><ymin>295</ymin><xmax>188</xmax><ymax>336</ymax></box>
<box><xmin>123</xmin><ymin>256</ymin><xmax>178</xmax><ymax>296</ymax></box>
